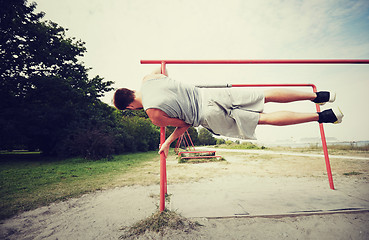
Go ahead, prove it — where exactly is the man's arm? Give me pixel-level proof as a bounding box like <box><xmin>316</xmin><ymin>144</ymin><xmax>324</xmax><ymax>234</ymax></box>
<box><xmin>143</xmin><ymin>67</ymin><xmax>168</xmax><ymax>81</ymax></box>
<box><xmin>146</xmin><ymin>108</ymin><xmax>188</xmax><ymax>128</ymax></box>
<box><xmin>146</xmin><ymin>108</ymin><xmax>190</xmax><ymax>157</ymax></box>
<box><xmin>159</xmin><ymin>125</ymin><xmax>190</xmax><ymax>158</ymax></box>
<box><xmin>150</xmin><ymin>67</ymin><xmax>163</xmax><ymax>75</ymax></box>
<box><xmin>143</xmin><ymin>67</ymin><xmax>169</xmax><ymax>82</ymax></box>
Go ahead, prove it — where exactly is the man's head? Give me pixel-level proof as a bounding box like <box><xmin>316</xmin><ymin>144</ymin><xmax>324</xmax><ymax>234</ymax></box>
<box><xmin>113</xmin><ymin>88</ymin><xmax>136</xmax><ymax>110</ymax></box>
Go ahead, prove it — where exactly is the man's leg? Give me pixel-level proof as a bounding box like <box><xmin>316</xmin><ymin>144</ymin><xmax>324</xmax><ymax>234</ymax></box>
<box><xmin>259</xmin><ymin>89</ymin><xmax>342</xmax><ymax>126</ymax></box>
<box><xmin>258</xmin><ymin>111</ymin><xmax>319</xmax><ymax>126</ymax></box>
<box><xmin>264</xmin><ymin>89</ymin><xmax>316</xmax><ymax>103</ymax></box>
<box><xmin>258</xmin><ymin>107</ymin><xmax>343</xmax><ymax>126</ymax></box>
<box><xmin>264</xmin><ymin>89</ymin><xmax>336</xmax><ymax>104</ymax></box>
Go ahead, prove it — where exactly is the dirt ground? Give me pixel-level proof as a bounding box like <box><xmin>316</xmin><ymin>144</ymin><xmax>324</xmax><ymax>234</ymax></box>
<box><xmin>1</xmin><ymin>149</ymin><xmax>368</xmax><ymax>239</ymax></box>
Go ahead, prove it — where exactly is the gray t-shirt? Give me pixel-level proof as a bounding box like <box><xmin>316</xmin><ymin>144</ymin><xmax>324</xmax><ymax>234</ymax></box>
<box><xmin>141</xmin><ymin>77</ymin><xmax>203</xmax><ymax>127</ymax></box>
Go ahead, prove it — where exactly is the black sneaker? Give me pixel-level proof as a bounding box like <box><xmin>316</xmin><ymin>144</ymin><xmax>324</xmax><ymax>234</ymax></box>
<box><xmin>318</xmin><ymin>107</ymin><xmax>343</xmax><ymax>124</ymax></box>
<box><xmin>313</xmin><ymin>91</ymin><xmax>336</xmax><ymax>105</ymax></box>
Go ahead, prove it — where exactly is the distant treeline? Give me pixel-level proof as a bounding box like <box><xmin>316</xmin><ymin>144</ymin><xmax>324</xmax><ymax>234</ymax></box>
<box><xmin>0</xmin><ymin>1</ymin><xmax>216</xmax><ymax>160</ymax></box>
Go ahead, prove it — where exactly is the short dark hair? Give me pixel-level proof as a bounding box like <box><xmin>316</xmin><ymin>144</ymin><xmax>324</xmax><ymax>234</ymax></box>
<box><xmin>113</xmin><ymin>88</ymin><xmax>135</xmax><ymax>110</ymax></box>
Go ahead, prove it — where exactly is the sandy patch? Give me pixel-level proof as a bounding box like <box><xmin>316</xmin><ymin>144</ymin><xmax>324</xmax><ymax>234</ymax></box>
<box><xmin>1</xmin><ymin>150</ymin><xmax>368</xmax><ymax>239</ymax></box>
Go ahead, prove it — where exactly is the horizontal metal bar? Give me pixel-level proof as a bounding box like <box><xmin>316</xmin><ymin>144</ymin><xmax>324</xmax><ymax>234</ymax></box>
<box><xmin>141</xmin><ymin>59</ymin><xmax>369</xmax><ymax>64</ymax></box>
<box><xmin>231</xmin><ymin>83</ymin><xmax>316</xmax><ymax>88</ymax></box>
<box><xmin>195</xmin><ymin>83</ymin><xmax>317</xmax><ymax>89</ymax></box>
<box><xmin>196</xmin><ymin>84</ymin><xmax>232</xmax><ymax>88</ymax></box>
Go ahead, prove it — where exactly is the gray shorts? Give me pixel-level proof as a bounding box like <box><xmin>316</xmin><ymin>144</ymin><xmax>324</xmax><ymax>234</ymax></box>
<box><xmin>199</xmin><ymin>88</ymin><xmax>265</xmax><ymax>140</ymax></box>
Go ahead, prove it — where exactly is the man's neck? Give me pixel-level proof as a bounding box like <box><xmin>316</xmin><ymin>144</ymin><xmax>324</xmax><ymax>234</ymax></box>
<box><xmin>135</xmin><ymin>92</ymin><xmax>143</xmax><ymax>109</ymax></box>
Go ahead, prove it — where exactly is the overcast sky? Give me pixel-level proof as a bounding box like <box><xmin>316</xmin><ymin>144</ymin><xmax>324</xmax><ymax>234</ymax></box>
<box><xmin>35</xmin><ymin>0</ymin><xmax>369</xmax><ymax>142</ymax></box>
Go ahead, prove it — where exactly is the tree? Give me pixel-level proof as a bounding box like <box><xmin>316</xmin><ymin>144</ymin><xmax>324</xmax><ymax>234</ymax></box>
<box><xmin>216</xmin><ymin>138</ymin><xmax>225</xmax><ymax>145</ymax></box>
<box><xmin>0</xmin><ymin>0</ymin><xmax>114</xmax><ymax>154</ymax></box>
<box><xmin>198</xmin><ymin>128</ymin><xmax>216</xmax><ymax>145</ymax></box>
<box><xmin>187</xmin><ymin>127</ymin><xmax>200</xmax><ymax>146</ymax></box>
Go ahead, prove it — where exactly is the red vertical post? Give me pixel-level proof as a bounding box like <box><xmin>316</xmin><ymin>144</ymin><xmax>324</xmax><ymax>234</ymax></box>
<box><xmin>159</xmin><ymin>126</ymin><xmax>166</xmax><ymax>211</ymax></box>
<box><xmin>159</xmin><ymin>61</ymin><xmax>167</xmax><ymax>211</ymax></box>
<box><xmin>161</xmin><ymin>62</ymin><xmax>168</xmax><ymax>195</ymax></box>
<box><xmin>311</xmin><ymin>85</ymin><xmax>335</xmax><ymax>190</ymax></box>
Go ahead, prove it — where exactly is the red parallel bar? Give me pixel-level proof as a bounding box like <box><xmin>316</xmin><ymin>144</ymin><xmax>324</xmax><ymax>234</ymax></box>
<box><xmin>232</xmin><ymin>83</ymin><xmax>335</xmax><ymax>190</ymax></box>
<box><xmin>159</xmin><ymin>62</ymin><xmax>167</xmax><ymax>212</ymax></box>
<box><xmin>141</xmin><ymin>59</ymin><xmax>350</xmax><ymax>202</ymax></box>
<box><xmin>178</xmin><ymin>151</ymin><xmax>216</xmax><ymax>154</ymax></box>
<box><xmin>181</xmin><ymin>156</ymin><xmax>222</xmax><ymax>159</ymax></box>
<box><xmin>141</xmin><ymin>59</ymin><xmax>369</xmax><ymax>64</ymax></box>
<box><xmin>232</xmin><ymin>83</ymin><xmax>315</xmax><ymax>88</ymax></box>
<box><xmin>178</xmin><ymin>151</ymin><xmax>216</xmax><ymax>158</ymax></box>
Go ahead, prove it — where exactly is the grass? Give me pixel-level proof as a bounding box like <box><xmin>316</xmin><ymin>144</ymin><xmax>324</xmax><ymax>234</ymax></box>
<box><xmin>343</xmin><ymin>171</ymin><xmax>363</xmax><ymax>176</ymax></box>
<box><xmin>0</xmin><ymin>151</ymin><xmax>158</xmax><ymax>220</ymax></box>
<box><xmin>278</xmin><ymin>143</ymin><xmax>369</xmax><ymax>152</ymax></box>
<box><xmin>322</xmin><ymin>144</ymin><xmax>369</xmax><ymax>152</ymax></box>
<box><xmin>1</xmin><ymin>144</ymin><xmax>367</xmax><ymax>221</ymax></box>
<box><xmin>119</xmin><ymin>209</ymin><xmax>202</xmax><ymax>239</ymax></box>
<box><xmin>265</xmin><ymin>144</ymin><xmax>369</xmax><ymax>158</ymax></box>
<box><xmin>215</xmin><ymin>142</ymin><xmax>266</xmax><ymax>150</ymax></box>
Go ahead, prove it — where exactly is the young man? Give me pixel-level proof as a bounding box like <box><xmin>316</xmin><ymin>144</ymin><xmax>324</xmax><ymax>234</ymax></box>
<box><xmin>113</xmin><ymin>69</ymin><xmax>343</xmax><ymax>158</ymax></box>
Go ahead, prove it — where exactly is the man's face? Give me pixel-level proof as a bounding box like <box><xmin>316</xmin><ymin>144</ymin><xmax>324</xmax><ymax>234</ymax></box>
<box><xmin>126</xmin><ymin>100</ymin><xmax>142</xmax><ymax>110</ymax></box>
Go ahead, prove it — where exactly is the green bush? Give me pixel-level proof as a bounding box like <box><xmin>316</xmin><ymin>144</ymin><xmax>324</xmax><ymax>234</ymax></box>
<box><xmin>216</xmin><ymin>138</ymin><xmax>225</xmax><ymax>145</ymax></box>
<box><xmin>198</xmin><ymin>128</ymin><xmax>216</xmax><ymax>145</ymax></box>
<box><xmin>225</xmin><ymin>140</ymin><xmax>233</xmax><ymax>145</ymax></box>
<box><xmin>58</xmin><ymin>128</ymin><xmax>114</xmax><ymax>160</ymax></box>
<box><xmin>118</xmin><ymin>116</ymin><xmax>160</xmax><ymax>152</ymax></box>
